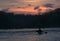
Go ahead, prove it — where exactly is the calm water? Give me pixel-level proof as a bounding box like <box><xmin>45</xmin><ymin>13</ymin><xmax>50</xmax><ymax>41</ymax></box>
<box><xmin>0</xmin><ymin>28</ymin><xmax>60</xmax><ymax>41</ymax></box>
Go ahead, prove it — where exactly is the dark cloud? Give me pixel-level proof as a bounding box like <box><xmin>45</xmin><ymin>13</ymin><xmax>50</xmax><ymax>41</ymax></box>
<box><xmin>44</xmin><ymin>3</ymin><xmax>54</xmax><ymax>8</ymax></box>
<box><xmin>34</xmin><ymin>6</ymin><xmax>39</xmax><ymax>10</ymax></box>
<box><xmin>28</xmin><ymin>4</ymin><xmax>32</xmax><ymax>7</ymax></box>
<box><xmin>55</xmin><ymin>0</ymin><xmax>60</xmax><ymax>1</ymax></box>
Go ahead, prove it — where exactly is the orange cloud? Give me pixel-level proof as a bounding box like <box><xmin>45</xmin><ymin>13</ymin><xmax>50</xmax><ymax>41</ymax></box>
<box><xmin>8</xmin><ymin>6</ymin><xmax>55</xmax><ymax>15</ymax></box>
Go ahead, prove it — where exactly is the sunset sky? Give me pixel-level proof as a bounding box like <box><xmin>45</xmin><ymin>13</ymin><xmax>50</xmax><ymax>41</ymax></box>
<box><xmin>8</xmin><ymin>6</ymin><xmax>55</xmax><ymax>15</ymax></box>
<box><xmin>0</xmin><ymin>0</ymin><xmax>60</xmax><ymax>15</ymax></box>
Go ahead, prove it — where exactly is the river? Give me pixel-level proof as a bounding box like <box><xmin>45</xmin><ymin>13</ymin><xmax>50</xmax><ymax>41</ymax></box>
<box><xmin>0</xmin><ymin>28</ymin><xmax>60</xmax><ymax>41</ymax></box>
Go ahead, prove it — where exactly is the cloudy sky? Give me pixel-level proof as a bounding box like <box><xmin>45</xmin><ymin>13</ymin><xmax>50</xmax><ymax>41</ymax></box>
<box><xmin>0</xmin><ymin>0</ymin><xmax>60</xmax><ymax>14</ymax></box>
<box><xmin>0</xmin><ymin>0</ymin><xmax>60</xmax><ymax>9</ymax></box>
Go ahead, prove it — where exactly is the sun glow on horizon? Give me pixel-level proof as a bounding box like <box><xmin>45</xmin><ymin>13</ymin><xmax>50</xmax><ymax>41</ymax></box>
<box><xmin>8</xmin><ymin>6</ymin><xmax>55</xmax><ymax>15</ymax></box>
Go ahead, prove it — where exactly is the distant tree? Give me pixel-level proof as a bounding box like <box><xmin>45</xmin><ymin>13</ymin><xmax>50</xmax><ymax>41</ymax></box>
<box><xmin>43</xmin><ymin>8</ymin><xmax>60</xmax><ymax>27</ymax></box>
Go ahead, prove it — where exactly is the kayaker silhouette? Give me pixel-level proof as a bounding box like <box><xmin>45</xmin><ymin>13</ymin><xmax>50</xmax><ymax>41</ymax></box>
<box><xmin>36</xmin><ymin>28</ymin><xmax>43</xmax><ymax>34</ymax></box>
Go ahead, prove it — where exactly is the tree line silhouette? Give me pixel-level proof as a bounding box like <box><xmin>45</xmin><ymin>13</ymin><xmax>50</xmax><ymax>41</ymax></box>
<box><xmin>0</xmin><ymin>8</ymin><xmax>60</xmax><ymax>29</ymax></box>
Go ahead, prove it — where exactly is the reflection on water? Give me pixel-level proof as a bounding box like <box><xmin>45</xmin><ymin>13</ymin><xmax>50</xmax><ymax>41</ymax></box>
<box><xmin>0</xmin><ymin>28</ymin><xmax>60</xmax><ymax>41</ymax></box>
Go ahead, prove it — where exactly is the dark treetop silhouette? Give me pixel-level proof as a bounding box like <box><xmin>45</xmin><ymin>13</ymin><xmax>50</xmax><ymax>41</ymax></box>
<box><xmin>0</xmin><ymin>8</ymin><xmax>60</xmax><ymax>29</ymax></box>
